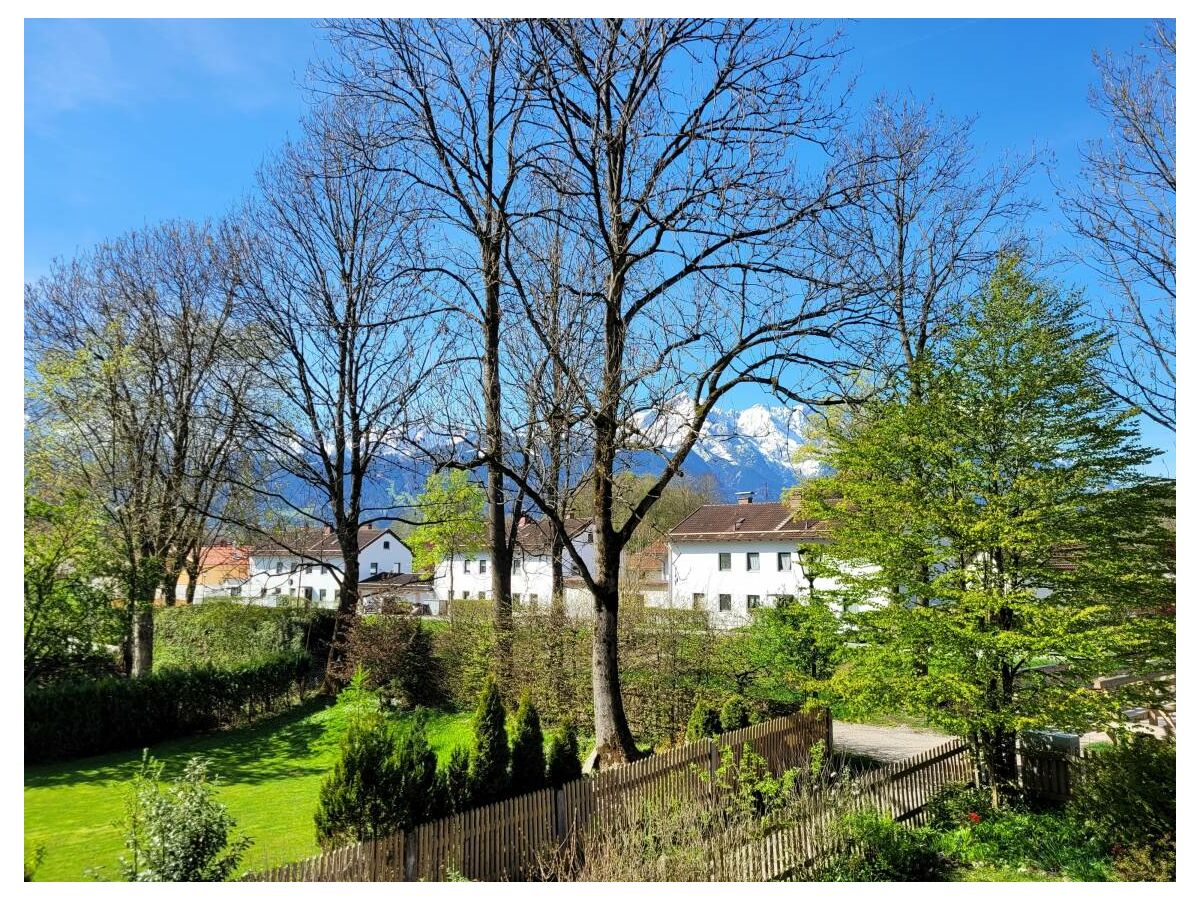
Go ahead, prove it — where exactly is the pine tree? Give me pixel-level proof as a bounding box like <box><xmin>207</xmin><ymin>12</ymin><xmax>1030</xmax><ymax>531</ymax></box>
<box><xmin>469</xmin><ymin>677</ymin><xmax>510</xmax><ymax>804</ymax></box>
<box><xmin>509</xmin><ymin>692</ymin><xmax>546</xmax><ymax>795</ymax></box>
<box><xmin>719</xmin><ymin>695</ymin><xmax>751</xmax><ymax>733</ymax></box>
<box><xmin>798</xmin><ymin>257</ymin><xmax>1175</xmax><ymax>804</ymax></box>
<box><xmin>686</xmin><ymin>699</ymin><xmax>721</xmax><ymax>742</ymax></box>
<box><xmin>545</xmin><ymin>722</ymin><xmax>583</xmax><ymax>788</ymax></box>
<box><xmin>392</xmin><ymin>717</ymin><xmax>441</xmax><ymax>830</ymax></box>
<box><xmin>314</xmin><ymin>714</ymin><xmax>398</xmax><ymax>848</ymax></box>
<box><xmin>438</xmin><ymin>745</ymin><xmax>473</xmax><ymax>814</ymax></box>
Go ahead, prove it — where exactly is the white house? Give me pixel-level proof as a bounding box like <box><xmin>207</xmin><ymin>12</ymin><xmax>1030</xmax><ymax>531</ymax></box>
<box><xmin>432</xmin><ymin>517</ymin><xmax>597</xmax><ymax>615</ymax></box>
<box><xmin>242</xmin><ymin>524</ymin><xmax>424</xmax><ymax>610</ymax></box>
<box><xmin>655</xmin><ymin>493</ymin><xmax>843</xmax><ymax>627</ymax></box>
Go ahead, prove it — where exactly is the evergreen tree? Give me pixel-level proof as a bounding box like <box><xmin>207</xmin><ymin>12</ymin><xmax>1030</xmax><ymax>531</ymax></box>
<box><xmin>685</xmin><ymin>699</ymin><xmax>721</xmax><ymax>742</ymax></box>
<box><xmin>314</xmin><ymin>714</ymin><xmax>399</xmax><ymax>848</ymax></box>
<box><xmin>509</xmin><ymin>692</ymin><xmax>546</xmax><ymax>795</ymax></box>
<box><xmin>798</xmin><ymin>258</ymin><xmax>1175</xmax><ymax>804</ymax></box>
<box><xmin>545</xmin><ymin>722</ymin><xmax>583</xmax><ymax>788</ymax></box>
<box><xmin>719</xmin><ymin>695</ymin><xmax>751</xmax><ymax>733</ymax></box>
<box><xmin>392</xmin><ymin>717</ymin><xmax>441</xmax><ymax>830</ymax></box>
<box><xmin>469</xmin><ymin>677</ymin><xmax>510</xmax><ymax>804</ymax></box>
<box><xmin>438</xmin><ymin>745</ymin><xmax>474</xmax><ymax>814</ymax></box>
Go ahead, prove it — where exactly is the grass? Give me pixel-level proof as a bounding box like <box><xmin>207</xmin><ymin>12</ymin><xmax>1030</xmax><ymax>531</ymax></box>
<box><xmin>947</xmin><ymin>864</ymin><xmax>1070</xmax><ymax>882</ymax></box>
<box><xmin>24</xmin><ymin>696</ymin><xmax>478</xmax><ymax>881</ymax></box>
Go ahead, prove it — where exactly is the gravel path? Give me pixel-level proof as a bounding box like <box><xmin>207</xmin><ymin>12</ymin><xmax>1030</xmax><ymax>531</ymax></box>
<box><xmin>833</xmin><ymin>721</ymin><xmax>952</xmax><ymax>763</ymax></box>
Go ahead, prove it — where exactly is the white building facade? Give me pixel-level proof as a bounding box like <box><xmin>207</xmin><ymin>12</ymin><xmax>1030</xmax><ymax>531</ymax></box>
<box><xmin>244</xmin><ymin>525</ymin><xmax>414</xmax><ymax>610</ymax></box>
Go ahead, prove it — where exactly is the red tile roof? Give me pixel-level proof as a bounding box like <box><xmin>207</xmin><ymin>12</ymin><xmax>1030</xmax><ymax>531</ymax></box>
<box><xmin>668</xmin><ymin>502</ymin><xmax>827</xmax><ymax>543</ymax></box>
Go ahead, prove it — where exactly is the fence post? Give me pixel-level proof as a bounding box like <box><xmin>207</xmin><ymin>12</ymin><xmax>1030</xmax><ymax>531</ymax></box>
<box><xmin>403</xmin><ymin>827</ymin><xmax>416</xmax><ymax>881</ymax></box>
<box><xmin>554</xmin><ymin>786</ymin><xmax>567</xmax><ymax>846</ymax></box>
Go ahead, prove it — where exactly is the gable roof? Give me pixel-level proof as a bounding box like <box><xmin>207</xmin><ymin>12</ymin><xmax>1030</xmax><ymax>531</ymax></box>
<box><xmin>510</xmin><ymin>517</ymin><xmax>591</xmax><ymax>554</ymax></box>
<box><xmin>668</xmin><ymin>502</ymin><xmax>826</xmax><ymax>543</ymax></box>
<box><xmin>250</xmin><ymin>525</ymin><xmax>406</xmax><ymax>558</ymax></box>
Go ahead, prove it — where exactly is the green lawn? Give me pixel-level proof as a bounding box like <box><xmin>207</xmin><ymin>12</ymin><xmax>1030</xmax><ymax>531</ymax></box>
<box><xmin>24</xmin><ymin>697</ymin><xmax>476</xmax><ymax>881</ymax></box>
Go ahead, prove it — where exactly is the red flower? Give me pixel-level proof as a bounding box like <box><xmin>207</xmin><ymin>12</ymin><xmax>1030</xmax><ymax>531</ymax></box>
<box><xmin>967</xmin><ymin>812</ymin><xmax>982</xmax><ymax>824</ymax></box>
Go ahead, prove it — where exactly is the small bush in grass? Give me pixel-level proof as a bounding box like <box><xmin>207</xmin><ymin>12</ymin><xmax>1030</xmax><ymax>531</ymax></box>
<box><xmin>685</xmin><ymin>699</ymin><xmax>721</xmax><ymax>742</ymax></box>
<box><xmin>719</xmin><ymin>695</ymin><xmax>750</xmax><ymax>733</ymax></box>
<box><xmin>469</xmin><ymin>677</ymin><xmax>510</xmax><ymax>804</ymax></box>
<box><xmin>924</xmin><ymin>782</ymin><xmax>996</xmax><ymax>830</ymax></box>
<box><xmin>933</xmin><ymin>808</ymin><xmax>1111</xmax><ymax>881</ymax></box>
<box><xmin>1110</xmin><ymin>837</ymin><xmax>1175</xmax><ymax>882</ymax></box>
<box><xmin>546</xmin><ymin>722</ymin><xmax>583</xmax><ymax>788</ymax></box>
<box><xmin>391</xmin><ymin>715</ymin><xmax>442</xmax><ymax>830</ymax></box>
<box><xmin>1067</xmin><ymin>734</ymin><xmax>1175</xmax><ymax>848</ymax></box>
<box><xmin>439</xmin><ymin>746</ymin><xmax>474</xmax><ymax>814</ymax></box>
<box><xmin>334</xmin><ymin>616</ymin><xmax>445</xmax><ymax>709</ymax></box>
<box><xmin>314</xmin><ymin>713</ymin><xmax>400</xmax><ymax>849</ymax></box>
<box><xmin>120</xmin><ymin>753</ymin><xmax>251</xmax><ymax>882</ymax></box>
<box><xmin>509</xmin><ymin>692</ymin><xmax>546</xmax><ymax>795</ymax></box>
<box><xmin>818</xmin><ymin>811</ymin><xmax>945</xmax><ymax>882</ymax></box>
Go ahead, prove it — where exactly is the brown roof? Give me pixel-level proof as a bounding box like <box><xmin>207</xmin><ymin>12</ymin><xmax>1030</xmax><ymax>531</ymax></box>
<box><xmin>509</xmin><ymin>517</ymin><xmax>591</xmax><ymax>554</ymax></box>
<box><xmin>250</xmin><ymin>525</ymin><xmax>403</xmax><ymax>558</ymax></box>
<box><xmin>668</xmin><ymin>502</ymin><xmax>827</xmax><ymax>543</ymax></box>
<box><xmin>359</xmin><ymin>571</ymin><xmax>432</xmax><ymax>592</ymax></box>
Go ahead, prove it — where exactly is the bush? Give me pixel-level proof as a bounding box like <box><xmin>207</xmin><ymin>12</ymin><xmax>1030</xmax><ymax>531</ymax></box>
<box><xmin>719</xmin><ymin>695</ymin><xmax>750</xmax><ymax>733</ymax></box>
<box><xmin>1068</xmin><ymin>734</ymin><xmax>1175</xmax><ymax>848</ymax></box>
<box><xmin>685</xmin><ymin>699</ymin><xmax>721</xmax><ymax>742</ymax></box>
<box><xmin>24</xmin><ymin>651</ymin><xmax>312</xmax><ymax>762</ymax></box>
<box><xmin>923</xmin><ymin>782</ymin><xmax>996</xmax><ymax>830</ymax></box>
<box><xmin>818</xmin><ymin>811</ymin><xmax>945</xmax><ymax>881</ymax></box>
<box><xmin>469</xmin><ymin>678</ymin><xmax>510</xmax><ymax>804</ymax></box>
<box><xmin>120</xmin><ymin>753</ymin><xmax>251</xmax><ymax>881</ymax></box>
<box><xmin>933</xmin><ymin>807</ymin><xmax>1112</xmax><ymax>881</ymax></box>
<box><xmin>1110</xmin><ymin>838</ymin><xmax>1175</xmax><ymax>882</ymax></box>
<box><xmin>314</xmin><ymin>713</ymin><xmax>401</xmax><ymax>849</ymax></box>
<box><xmin>391</xmin><ymin>716</ymin><xmax>442</xmax><ymax>829</ymax></box>
<box><xmin>546</xmin><ymin>722</ymin><xmax>583</xmax><ymax>787</ymax></box>
<box><xmin>438</xmin><ymin>746</ymin><xmax>474</xmax><ymax>815</ymax></box>
<box><xmin>333</xmin><ymin>616</ymin><xmax>445</xmax><ymax>709</ymax></box>
<box><xmin>154</xmin><ymin>602</ymin><xmax>334</xmax><ymax>670</ymax></box>
<box><xmin>509</xmin><ymin>693</ymin><xmax>546</xmax><ymax>795</ymax></box>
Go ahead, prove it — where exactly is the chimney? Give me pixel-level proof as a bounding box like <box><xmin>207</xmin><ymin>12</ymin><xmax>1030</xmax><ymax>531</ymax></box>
<box><xmin>735</xmin><ymin>491</ymin><xmax>754</xmax><ymax>505</ymax></box>
<box><xmin>323</xmin><ymin>525</ymin><xmax>332</xmax><ymax>535</ymax></box>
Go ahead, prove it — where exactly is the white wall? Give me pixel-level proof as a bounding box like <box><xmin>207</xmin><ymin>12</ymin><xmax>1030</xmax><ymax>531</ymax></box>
<box><xmin>242</xmin><ymin>532</ymin><xmax>412</xmax><ymax>609</ymax></box>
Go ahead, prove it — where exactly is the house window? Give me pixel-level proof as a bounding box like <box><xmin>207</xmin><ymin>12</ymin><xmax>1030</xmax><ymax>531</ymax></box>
<box><xmin>462</xmin><ymin>591</ymin><xmax>470</xmax><ymax>600</ymax></box>
<box><xmin>477</xmin><ymin>591</ymin><xmax>486</xmax><ymax>600</ymax></box>
<box><xmin>718</xmin><ymin>594</ymin><xmax>732</xmax><ymax>612</ymax></box>
<box><xmin>479</xmin><ymin>559</ymin><xmax>488</xmax><ymax>574</ymax></box>
<box><xmin>718</xmin><ymin>552</ymin><xmax>731</xmax><ymax>571</ymax></box>
<box><xmin>529</xmin><ymin>594</ymin><xmax>539</xmax><ymax>605</ymax></box>
<box><xmin>514</xmin><ymin>593</ymin><xmax>523</xmax><ymax>605</ymax></box>
<box><xmin>319</xmin><ymin>588</ymin><xmax>327</xmax><ymax>602</ymax></box>
<box><xmin>463</xmin><ymin>558</ymin><xmax>470</xmax><ymax>573</ymax></box>
<box><xmin>692</xmin><ymin>592</ymin><xmax>705</xmax><ymax>610</ymax></box>
<box><xmin>747</xmin><ymin>594</ymin><xmax>760</xmax><ymax>609</ymax></box>
<box><xmin>273</xmin><ymin>587</ymin><xmax>281</xmax><ymax>596</ymax></box>
<box><xmin>746</xmin><ymin>552</ymin><xmax>760</xmax><ymax>571</ymax></box>
<box><xmin>275</xmin><ymin>562</ymin><xmax>284</xmax><ymax>574</ymax></box>
<box><xmin>586</xmin><ymin>530</ymin><xmax>593</xmax><ymax>543</ymax></box>
<box><xmin>371</xmin><ymin>562</ymin><xmax>379</xmax><ymax>574</ymax></box>
<box><xmin>260</xmin><ymin>587</ymin><xmax>267</xmax><ymax>598</ymax></box>
<box><xmin>513</xmin><ymin>556</ymin><xmax>520</xmax><ymax>573</ymax></box>
<box><xmin>777</xmin><ymin>552</ymin><xmax>792</xmax><ymax>571</ymax></box>
<box><xmin>304</xmin><ymin>587</ymin><xmax>313</xmax><ymax>601</ymax></box>
<box><xmin>394</xmin><ymin>563</ymin><xmax>400</xmax><ymax>573</ymax></box>
<box><xmin>384</xmin><ymin>540</ymin><xmax>390</xmax><ymax>549</ymax></box>
<box><xmin>305</xmin><ymin>564</ymin><xmax>313</xmax><ymax>574</ymax></box>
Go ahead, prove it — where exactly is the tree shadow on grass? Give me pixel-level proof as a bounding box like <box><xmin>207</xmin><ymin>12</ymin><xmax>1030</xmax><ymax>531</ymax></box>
<box><xmin>25</xmin><ymin>695</ymin><xmax>341</xmax><ymax>791</ymax></box>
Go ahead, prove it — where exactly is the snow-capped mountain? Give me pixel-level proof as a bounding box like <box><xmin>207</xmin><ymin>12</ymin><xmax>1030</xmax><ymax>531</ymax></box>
<box><xmin>626</xmin><ymin>400</ymin><xmax>819</xmax><ymax>501</ymax></box>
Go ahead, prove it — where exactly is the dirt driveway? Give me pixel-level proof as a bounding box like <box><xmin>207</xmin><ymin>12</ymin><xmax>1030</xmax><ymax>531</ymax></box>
<box><xmin>833</xmin><ymin>721</ymin><xmax>952</xmax><ymax>763</ymax></box>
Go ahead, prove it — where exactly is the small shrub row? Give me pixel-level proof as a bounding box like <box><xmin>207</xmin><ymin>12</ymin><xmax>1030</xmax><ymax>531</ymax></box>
<box><xmin>685</xmin><ymin>694</ymin><xmax>753</xmax><ymax>742</ymax></box>
<box><xmin>25</xmin><ymin>651</ymin><xmax>313</xmax><ymax>763</ymax></box>
<box><xmin>154</xmin><ymin>602</ymin><xmax>335</xmax><ymax>670</ymax></box>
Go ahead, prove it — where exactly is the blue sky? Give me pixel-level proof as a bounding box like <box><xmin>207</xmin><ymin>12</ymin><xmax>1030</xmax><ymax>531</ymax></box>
<box><xmin>23</xmin><ymin>18</ymin><xmax>1174</xmax><ymax>475</ymax></box>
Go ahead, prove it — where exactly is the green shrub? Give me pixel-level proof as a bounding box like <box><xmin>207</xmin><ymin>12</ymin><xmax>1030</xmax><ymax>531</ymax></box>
<box><xmin>1110</xmin><ymin>837</ymin><xmax>1175</xmax><ymax>882</ymax></box>
<box><xmin>24</xmin><ymin>651</ymin><xmax>312</xmax><ymax>762</ymax></box>
<box><xmin>120</xmin><ymin>753</ymin><xmax>251</xmax><ymax>881</ymax></box>
<box><xmin>469</xmin><ymin>678</ymin><xmax>510</xmax><ymax>804</ymax></box>
<box><xmin>438</xmin><ymin>746</ymin><xmax>474</xmax><ymax>815</ymax></box>
<box><xmin>924</xmin><ymin>782</ymin><xmax>996</xmax><ymax>831</ymax></box>
<box><xmin>154</xmin><ymin>603</ymin><xmax>334</xmax><ymax>670</ymax></box>
<box><xmin>333</xmin><ymin>616</ymin><xmax>445</xmax><ymax>709</ymax></box>
<box><xmin>509</xmin><ymin>693</ymin><xmax>546</xmax><ymax>796</ymax></box>
<box><xmin>934</xmin><ymin>808</ymin><xmax>1112</xmax><ymax>881</ymax></box>
<box><xmin>818</xmin><ymin>811</ymin><xmax>945</xmax><ymax>881</ymax></box>
<box><xmin>546</xmin><ymin>722</ymin><xmax>583</xmax><ymax>787</ymax></box>
<box><xmin>1068</xmin><ymin>734</ymin><xmax>1175</xmax><ymax>848</ymax></box>
<box><xmin>719</xmin><ymin>695</ymin><xmax>750</xmax><ymax>733</ymax></box>
<box><xmin>685</xmin><ymin>699</ymin><xmax>721</xmax><ymax>742</ymax></box>
<box><xmin>391</xmin><ymin>716</ymin><xmax>442</xmax><ymax>829</ymax></box>
<box><xmin>314</xmin><ymin>714</ymin><xmax>401</xmax><ymax>849</ymax></box>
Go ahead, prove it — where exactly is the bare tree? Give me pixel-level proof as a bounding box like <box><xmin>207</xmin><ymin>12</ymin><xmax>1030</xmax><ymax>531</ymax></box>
<box><xmin>1061</xmin><ymin>20</ymin><xmax>1175</xmax><ymax>429</ymax></box>
<box><xmin>491</xmin><ymin>19</ymin><xmax>872</xmax><ymax>763</ymax></box>
<box><xmin>322</xmin><ymin>18</ymin><xmax>545</xmax><ymax>682</ymax></box>
<box><xmin>25</xmin><ymin>221</ymin><xmax>249</xmax><ymax>675</ymax></box>
<box><xmin>237</xmin><ymin>101</ymin><xmax>450</xmax><ymax>682</ymax></box>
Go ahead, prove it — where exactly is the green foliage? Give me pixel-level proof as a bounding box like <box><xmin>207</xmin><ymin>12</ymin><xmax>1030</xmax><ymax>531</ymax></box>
<box><xmin>1067</xmin><ymin>735</ymin><xmax>1175</xmax><ymax>847</ymax></box>
<box><xmin>438</xmin><ymin>746</ymin><xmax>474</xmax><ymax>814</ymax></box>
<box><xmin>23</xmin><ymin>484</ymin><xmax>124</xmax><ymax>685</ymax></box>
<box><xmin>707</xmin><ymin>744</ymin><xmax>798</xmax><ymax>823</ymax></box>
<box><xmin>545</xmin><ymin>722</ymin><xmax>583</xmax><ymax>788</ymax></box>
<box><xmin>739</xmin><ymin>593</ymin><xmax>843</xmax><ymax>710</ymax></box>
<box><xmin>719</xmin><ymin>695</ymin><xmax>751</xmax><ymax>733</ymax></box>
<box><xmin>934</xmin><ymin>807</ymin><xmax>1112</xmax><ymax>881</ymax></box>
<box><xmin>120</xmin><ymin>753</ymin><xmax>251</xmax><ymax>882</ymax></box>
<box><xmin>818</xmin><ymin>811</ymin><xmax>945</xmax><ymax>881</ymax></box>
<box><xmin>334</xmin><ymin>616</ymin><xmax>445</xmax><ymax>709</ymax></box>
<box><xmin>685</xmin><ymin>699</ymin><xmax>721</xmax><ymax>742</ymax></box>
<box><xmin>797</xmin><ymin>258</ymin><xmax>1176</xmax><ymax>788</ymax></box>
<box><xmin>469</xmin><ymin>677</ymin><xmax>510</xmax><ymax>804</ymax></box>
<box><xmin>153</xmin><ymin>602</ymin><xmax>335</xmax><ymax>671</ymax></box>
<box><xmin>314</xmin><ymin>714</ymin><xmax>401</xmax><ymax>849</ymax></box>
<box><xmin>390</xmin><ymin>716</ymin><xmax>442</xmax><ymax>829</ymax></box>
<box><xmin>1109</xmin><ymin>838</ymin><xmax>1175</xmax><ymax>882</ymax></box>
<box><xmin>923</xmin><ymin>782</ymin><xmax>996</xmax><ymax>831</ymax></box>
<box><xmin>509</xmin><ymin>693</ymin><xmax>546</xmax><ymax>795</ymax></box>
<box><xmin>408</xmin><ymin>470</ymin><xmax>486</xmax><ymax>577</ymax></box>
<box><xmin>24</xmin><ymin>651</ymin><xmax>312</xmax><ymax>763</ymax></box>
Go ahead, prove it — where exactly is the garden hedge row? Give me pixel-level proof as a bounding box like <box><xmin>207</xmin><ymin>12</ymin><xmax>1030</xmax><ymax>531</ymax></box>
<box><xmin>25</xmin><ymin>650</ymin><xmax>313</xmax><ymax>763</ymax></box>
<box><xmin>153</xmin><ymin>602</ymin><xmax>336</xmax><ymax>670</ymax></box>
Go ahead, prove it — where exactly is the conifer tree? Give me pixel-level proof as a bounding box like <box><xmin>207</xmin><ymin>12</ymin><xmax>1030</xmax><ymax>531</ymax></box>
<box><xmin>392</xmin><ymin>717</ymin><xmax>441</xmax><ymax>830</ymax></box>
<box><xmin>509</xmin><ymin>692</ymin><xmax>546</xmax><ymax>795</ymax></box>
<box><xmin>438</xmin><ymin>745</ymin><xmax>473</xmax><ymax>814</ymax></box>
<box><xmin>314</xmin><ymin>715</ymin><xmax>398</xmax><ymax>848</ymax></box>
<box><xmin>545</xmin><ymin>722</ymin><xmax>583</xmax><ymax>788</ymax></box>
<box><xmin>469</xmin><ymin>677</ymin><xmax>510</xmax><ymax>804</ymax></box>
<box><xmin>686</xmin><ymin>699</ymin><xmax>722</xmax><ymax>742</ymax></box>
<box><xmin>719</xmin><ymin>695</ymin><xmax>751</xmax><ymax>733</ymax></box>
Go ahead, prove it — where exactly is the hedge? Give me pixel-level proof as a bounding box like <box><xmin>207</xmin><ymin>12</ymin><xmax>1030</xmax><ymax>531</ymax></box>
<box><xmin>25</xmin><ymin>651</ymin><xmax>313</xmax><ymax>763</ymax></box>
<box><xmin>153</xmin><ymin>602</ymin><xmax>336</xmax><ymax>671</ymax></box>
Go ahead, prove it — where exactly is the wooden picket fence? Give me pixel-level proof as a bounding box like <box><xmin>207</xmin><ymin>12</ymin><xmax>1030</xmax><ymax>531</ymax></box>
<box><xmin>243</xmin><ymin>707</ymin><xmax>832</xmax><ymax>882</ymax></box>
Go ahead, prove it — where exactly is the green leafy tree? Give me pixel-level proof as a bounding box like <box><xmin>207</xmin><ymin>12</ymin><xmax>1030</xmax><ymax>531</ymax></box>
<box><xmin>314</xmin><ymin>714</ymin><xmax>399</xmax><ymax>848</ymax></box>
<box><xmin>469</xmin><ymin>677</ymin><xmax>510</xmax><ymax>804</ymax></box>
<box><xmin>545</xmin><ymin>722</ymin><xmax>583</xmax><ymax>788</ymax></box>
<box><xmin>408</xmin><ymin>470</ymin><xmax>486</xmax><ymax>613</ymax></box>
<box><xmin>509</xmin><ymin>692</ymin><xmax>547</xmax><ymax>795</ymax></box>
<box><xmin>797</xmin><ymin>258</ymin><xmax>1175</xmax><ymax>804</ymax></box>
<box><xmin>685</xmin><ymin>699</ymin><xmax>721</xmax><ymax>742</ymax></box>
<box><xmin>438</xmin><ymin>746</ymin><xmax>474</xmax><ymax>814</ymax></box>
<box><xmin>739</xmin><ymin>592</ymin><xmax>844</xmax><ymax>711</ymax></box>
<box><xmin>120</xmin><ymin>753</ymin><xmax>251</xmax><ymax>882</ymax></box>
<box><xmin>719</xmin><ymin>695</ymin><xmax>751</xmax><ymax>733</ymax></box>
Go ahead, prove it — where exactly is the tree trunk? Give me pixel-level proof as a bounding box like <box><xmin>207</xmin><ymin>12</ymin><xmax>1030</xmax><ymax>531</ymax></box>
<box><xmin>590</xmin><ymin>546</ymin><xmax>638</xmax><ymax>765</ymax></box>
<box><xmin>325</xmin><ymin>543</ymin><xmax>360</xmax><ymax>691</ymax></box>
<box><xmin>131</xmin><ymin>604</ymin><xmax>154</xmax><ymax>677</ymax></box>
